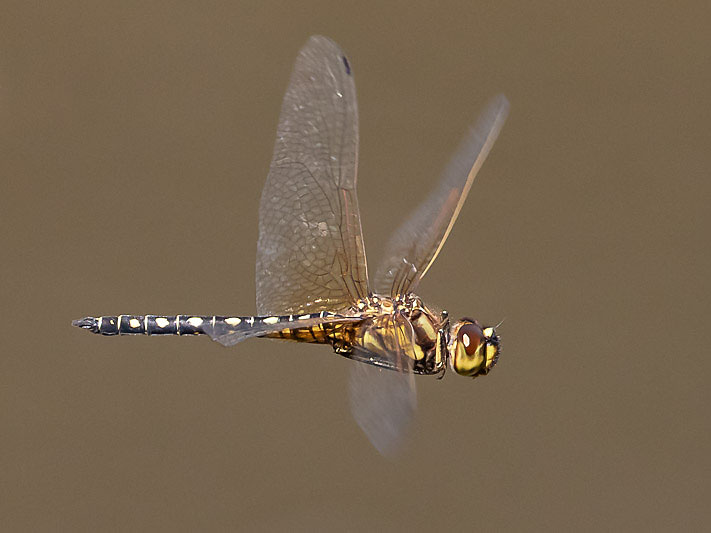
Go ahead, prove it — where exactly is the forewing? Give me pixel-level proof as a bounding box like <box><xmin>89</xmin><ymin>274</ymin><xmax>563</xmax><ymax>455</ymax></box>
<box><xmin>374</xmin><ymin>95</ymin><xmax>509</xmax><ymax>297</ymax></box>
<box><xmin>348</xmin><ymin>313</ymin><xmax>417</xmax><ymax>456</ymax></box>
<box><xmin>256</xmin><ymin>36</ymin><xmax>369</xmax><ymax>316</ymax></box>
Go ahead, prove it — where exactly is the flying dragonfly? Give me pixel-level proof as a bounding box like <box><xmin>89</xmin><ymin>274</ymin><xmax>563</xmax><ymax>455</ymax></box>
<box><xmin>73</xmin><ymin>36</ymin><xmax>509</xmax><ymax>455</ymax></box>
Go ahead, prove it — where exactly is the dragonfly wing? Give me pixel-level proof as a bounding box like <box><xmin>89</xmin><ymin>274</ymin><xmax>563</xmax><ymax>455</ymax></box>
<box><xmin>348</xmin><ymin>313</ymin><xmax>417</xmax><ymax>456</ymax></box>
<box><xmin>256</xmin><ymin>36</ymin><xmax>369</xmax><ymax>316</ymax></box>
<box><xmin>374</xmin><ymin>95</ymin><xmax>509</xmax><ymax>297</ymax></box>
<box><xmin>202</xmin><ymin>315</ymin><xmax>361</xmax><ymax>347</ymax></box>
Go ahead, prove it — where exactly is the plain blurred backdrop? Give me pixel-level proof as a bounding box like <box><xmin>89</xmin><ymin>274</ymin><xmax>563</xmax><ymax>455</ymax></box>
<box><xmin>1</xmin><ymin>1</ymin><xmax>708</xmax><ymax>530</ymax></box>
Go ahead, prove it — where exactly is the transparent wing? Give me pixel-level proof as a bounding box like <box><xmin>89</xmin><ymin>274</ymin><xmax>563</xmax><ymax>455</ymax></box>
<box><xmin>374</xmin><ymin>95</ymin><xmax>509</xmax><ymax>297</ymax></box>
<box><xmin>202</xmin><ymin>315</ymin><xmax>361</xmax><ymax>347</ymax></box>
<box><xmin>256</xmin><ymin>36</ymin><xmax>369</xmax><ymax>316</ymax></box>
<box><xmin>348</xmin><ymin>313</ymin><xmax>417</xmax><ymax>456</ymax></box>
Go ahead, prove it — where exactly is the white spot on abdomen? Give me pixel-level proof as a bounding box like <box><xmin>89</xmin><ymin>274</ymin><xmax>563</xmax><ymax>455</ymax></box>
<box><xmin>263</xmin><ymin>316</ymin><xmax>279</xmax><ymax>325</ymax></box>
<box><xmin>155</xmin><ymin>317</ymin><xmax>169</xmax><ymax>328</ymax></box>
<box><xmin>225</xmin><ymin>317</ymin><xmax>241</xmax><ymax>326</ymax></box>
<box><xmin>129</xmin><ymin>318</ymin><xmax>140</xmax><ymax>329</ymax></box>
<box><xmin>187</xmin><ymin>317</ymin><xmax>203</xmax><ymax>327</ymax></box>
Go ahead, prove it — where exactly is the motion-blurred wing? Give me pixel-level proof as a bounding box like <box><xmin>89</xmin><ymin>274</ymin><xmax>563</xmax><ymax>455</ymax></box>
<box><xmin>202</xmin><ymin>315</ymin><xmax>361</xmax><ymax>347</ymax></box>
<box><xmin>374</xmin><ymin>95</ymin><xmax>509</xmax><ymax>297</ymax></box>
<box><xmin>256</xmin><ymin>36</ymin><xmax>369</xmax><ymax>316</ymax></box>
<box><xmin>348</xmin><ymin>313</ymin><xmax>417</xmax><ymax>456</ymax></box>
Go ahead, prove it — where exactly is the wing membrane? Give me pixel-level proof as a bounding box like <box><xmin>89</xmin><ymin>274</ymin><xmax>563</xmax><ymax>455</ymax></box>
<box><xmin>375</xmin><ymin>95</ymin><xmax>509</xmax><ymax>296</ymax></box>
<box><xmin>348</xmin><ymin>313</ymin><xmax>417</xmax><ymax>456</ymax></box>
<box><xmin>256</xmin><ymin>36</ymin><xmax>369</xmax><ymax>316</ymax></box>
<box><xmin>203</xmin><ymin>315</ymin><xmax>361</xmax><ymax>347</ymax></box>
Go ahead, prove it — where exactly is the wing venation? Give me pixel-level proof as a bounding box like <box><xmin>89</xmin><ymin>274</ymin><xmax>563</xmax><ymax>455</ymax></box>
<box><xmin>375</xmin><ymin>95</ymin><xmax>509</xmax><ymax>296</ymax></box>
<box><xmin>256</xmin><ymin>36</ymin><xmax>369</xmax><ymax>316</ymax></box>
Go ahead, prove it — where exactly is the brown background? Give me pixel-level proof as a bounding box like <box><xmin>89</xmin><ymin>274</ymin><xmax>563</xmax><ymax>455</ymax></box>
<box><xmin>1</xmin><ymin>1</ymin><xmax>708</xmax><ymax>531</ymax></box>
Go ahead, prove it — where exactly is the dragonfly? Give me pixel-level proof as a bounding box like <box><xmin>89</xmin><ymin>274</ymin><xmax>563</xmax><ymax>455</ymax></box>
<box><xmin>73</xmin><ymin>36</ymin><xmax>509</xmax><ymax>455</ymax></box>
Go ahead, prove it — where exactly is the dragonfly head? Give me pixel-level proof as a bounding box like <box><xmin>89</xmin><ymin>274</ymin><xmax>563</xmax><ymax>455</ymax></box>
<box><xmin>449</xmin><ymin>319</ymin><xmax>500</xmax><ymax>377</ymax></box>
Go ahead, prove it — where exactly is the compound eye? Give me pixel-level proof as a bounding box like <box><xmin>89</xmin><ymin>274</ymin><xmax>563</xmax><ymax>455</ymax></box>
<box><xmin>457</xmin><ymin>323</ymin><xmax>485</xmax><ymax>356</ymax></box>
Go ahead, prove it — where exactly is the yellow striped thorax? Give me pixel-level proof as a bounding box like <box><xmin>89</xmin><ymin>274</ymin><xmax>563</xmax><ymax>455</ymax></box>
<box><xmin>351</xmin><ymin>294</ymin><xmax>444</xmax><ymax>374</ymax></box>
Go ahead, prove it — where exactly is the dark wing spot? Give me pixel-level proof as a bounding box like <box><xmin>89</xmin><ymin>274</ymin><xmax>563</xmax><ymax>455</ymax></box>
<box><xmin>342</xmin><ymin>55</ymin><xmax>351</xmax><ymax>75</ymax></box>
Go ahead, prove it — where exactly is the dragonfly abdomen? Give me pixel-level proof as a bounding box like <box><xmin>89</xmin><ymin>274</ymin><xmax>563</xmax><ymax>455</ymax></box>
<box><xmin>264</xmin><ymin>320</ymin><xmax>356</xmax><ymax>346</ymax></box>
<box><xmin>73</xmin><ymin>314</ymin><xmax>295</xmax><ymax>336</ymax></box>
<box><xmin>71</xmin><ymin>312</ymin><xmax>355</xmax><ymax>341</ymax></box>
<box><xmin>72</xmin><ymin>315</ymin><xmax>225</xmax><ymax>336</ymax></box>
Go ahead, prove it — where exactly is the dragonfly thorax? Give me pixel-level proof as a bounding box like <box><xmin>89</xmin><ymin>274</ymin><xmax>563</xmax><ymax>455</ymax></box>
<box><xmin>352</xmin><ymin>293</ymin><xmax>422</xmax><ymax>316</ymax></box>
<box><xmin>346</xmin><ymin>294</ymin><xmax>445</xmax><ymax>375</ymax></box>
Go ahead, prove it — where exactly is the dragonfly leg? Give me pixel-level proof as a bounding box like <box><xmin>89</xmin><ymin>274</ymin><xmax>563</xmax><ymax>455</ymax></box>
<box><xmin>436</xmin><ymin>310</ymin><xmax>450</xmax><ymax>379</ymax></box>
<box><xmin>436</xmin><ymin>328</ymin><xmax>448</xmax><ymax>380</ymax></box>
<box><xmin>331</xmin><ymin>338</ymin><xmax>353</xmax><ymax>355</ymax></box>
